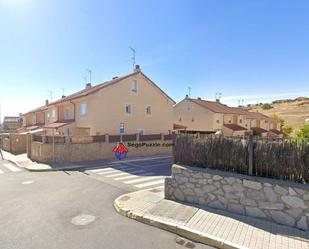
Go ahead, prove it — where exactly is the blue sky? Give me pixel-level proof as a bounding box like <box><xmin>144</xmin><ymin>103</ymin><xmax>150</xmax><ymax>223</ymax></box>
<box><xmin>0</xmin><ymin>0</ymin><xmax>309</xmax><ymax>119</ymax></box>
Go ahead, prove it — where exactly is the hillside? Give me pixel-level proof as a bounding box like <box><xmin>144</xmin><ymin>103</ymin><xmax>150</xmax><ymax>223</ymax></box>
<box><xmin>247</xmin><ymin>97</ymin><xmax>309</xmax><ymax>131</ymax></box>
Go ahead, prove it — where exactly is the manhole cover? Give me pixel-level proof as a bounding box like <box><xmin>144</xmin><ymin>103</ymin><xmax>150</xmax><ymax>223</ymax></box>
<box><xmin>71</xmin><ymin>214</ymin><xmax>96</xmax><ymax>226</ymax></box>
<box><xmin>22</xmin><ymin>181</ymin><xmax>34</xmax><ymax>185</ymax></box>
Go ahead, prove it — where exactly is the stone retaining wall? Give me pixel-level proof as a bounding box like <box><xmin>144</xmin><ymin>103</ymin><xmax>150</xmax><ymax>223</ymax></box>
<box><xmin>165</xmin><ymin>164</ymin><xmax>309</xmax><ymax>230</ymax></box>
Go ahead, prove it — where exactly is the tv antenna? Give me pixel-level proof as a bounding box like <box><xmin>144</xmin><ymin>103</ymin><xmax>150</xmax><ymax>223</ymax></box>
<box><xmin>83</xmin><ymin>76</ymin><xmax>87</xmax><ymax>84</ymax></box>
<box><xmin>188</xmin><ymin>87</ymin><xmax>191</xmax><ymax>98</ymax></box>
<box><xmin>87</xmin><ymin>69</ymin><xmax>92</xmax><ymax>84</ymax></box>
<box><xmin>215</xmin><ymin>92</ymin><xmax>222</xmax><ymax>101</ymax></box>
<box><xmin>129</xmin><ymin>46</ymin><xmax>136</xmax><ymax>70</ymax></box>
<box><xmin>62</xmin><ymin>88</ymin><xmax>65</xmax><ymax>96</ymax></box>
<box><xmin>48</xmin><ymin>91</ymin><xmax>53</xmax><ymax>102</ymax></box>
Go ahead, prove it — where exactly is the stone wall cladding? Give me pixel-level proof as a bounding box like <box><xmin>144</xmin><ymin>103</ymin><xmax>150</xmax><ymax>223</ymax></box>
<box><xmin>165</xmin><ymin>164</ymin><xmax>309</xmax><ymax>231</ymax></box>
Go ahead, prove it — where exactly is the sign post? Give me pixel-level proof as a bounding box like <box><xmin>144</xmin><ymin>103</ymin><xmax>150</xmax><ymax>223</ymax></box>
<box><xmin>120</xmin><ymin>122</ymin><xmax>125</xmax><ymax>142</ymax></box>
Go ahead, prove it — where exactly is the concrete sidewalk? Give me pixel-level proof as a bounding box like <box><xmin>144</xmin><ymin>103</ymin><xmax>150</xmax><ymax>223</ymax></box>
<box><xmin>2</xmin><ymin>150</ymin><xmax>172</xmax><ymax>172</ymax></box>
<box><xmin>114</xmin><ymin>187</ymin><xmax>309</xmax><ymax>249</ymax></box>
<box><xmin>2</xmin><ymin>151</ymin><xmax>51</xmax><ymax>171</ymax></box>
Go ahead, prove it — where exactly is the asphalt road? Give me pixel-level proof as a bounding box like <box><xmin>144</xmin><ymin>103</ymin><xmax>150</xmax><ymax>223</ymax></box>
<box><xmin>0</xmin><ymin>158</ymin><xmax>214</xmax><ymax>249</ymax></box>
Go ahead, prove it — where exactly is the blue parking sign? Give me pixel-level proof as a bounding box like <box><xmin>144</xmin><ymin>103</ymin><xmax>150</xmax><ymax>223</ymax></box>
<box><xmin>120</xmin><ymin>122</ymin><xmax>125</xmax><ymax>135</ymax></box>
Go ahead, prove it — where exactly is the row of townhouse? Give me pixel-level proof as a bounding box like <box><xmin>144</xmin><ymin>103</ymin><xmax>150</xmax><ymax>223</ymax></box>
<box><xmin>173</xmin><ymin>97</ymin><xmax>282</xmax><ymax>137</ymax></box>
<box><xmin>20</xmin><ymin>66</ymin><xmax>175</xmax><ymax>136</ymax></box>
<box><xmin>19</xmin><ymin>65</ymin><xmax>282</xmax><ymax>138</ymax></box>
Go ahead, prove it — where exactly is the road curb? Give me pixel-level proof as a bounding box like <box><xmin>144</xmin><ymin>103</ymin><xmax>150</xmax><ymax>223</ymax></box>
<box><xmin>114</xmin><ymin>193</ymin><xmax>245</xmax><ymax>249</ymax></box>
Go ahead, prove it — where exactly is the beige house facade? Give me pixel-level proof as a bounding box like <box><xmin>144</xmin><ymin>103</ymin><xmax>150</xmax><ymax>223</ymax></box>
<box><xmin>21</xmin><ymin>66</ymin><xmax>175</xmax><ymax>136</ymax></box>
<box><xmin>173</xmin><ymin>97</ymin><xmax>281</xmax><ymax>137</ymax></box>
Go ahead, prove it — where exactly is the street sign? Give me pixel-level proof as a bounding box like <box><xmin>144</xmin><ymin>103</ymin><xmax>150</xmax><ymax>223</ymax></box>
<box><xmin>120</xmin><ymin>122</ymin><xmax>125</xmax><ymax>135</ymax></box>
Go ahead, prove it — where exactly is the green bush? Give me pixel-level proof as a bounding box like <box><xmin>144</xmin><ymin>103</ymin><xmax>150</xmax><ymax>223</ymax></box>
<box><xmin>295</xmin><ymin>124</ymin><xmax>309</xmax><ymax>142</ymax></box>
<box><xmin>261</xmin><ymin>103</ymin><xmax>273</xmax><ymax>110</ymax></box>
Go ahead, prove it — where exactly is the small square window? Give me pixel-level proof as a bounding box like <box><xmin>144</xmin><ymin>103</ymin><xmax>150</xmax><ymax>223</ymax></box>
<box><xmin>146</xmin><ymin>105</ymin><xmax>152</xmax><ymax>115</ymax></box>
<box><xmin>80</xmin><ymin>103</ymin><xmax>87</xmax><ymax>117</ymax></box>
<box><xmin>131</xmin><ymin>79</ymin><xmax>137</xmax><ymax>93</ymax></box>
<box><xmin>125</xmin><ymin>104</ymin><xmax>132</xmax><ymax>114</ymax></box>
<box><xmin>216</xmin><ymin>120</ymin><xmax>220</xmax><ymax>124</ymax></box>
<box><xmin>179</xmin><ymin>117</ymin><xmax>182</xmax><ymax>122</ymax></box>
<box><xmin>52</xmin><ymin>109</ymin><xmax>56</xmax><ymax>118</ymax></box>
<box><xmin>239</xmin><ymin>119</ymin><xmax>242</xmax><ymax>123</ymax></box>
<box><xmin>191</xmin><ymin>117</ymin><xmax>195</xmax><ymax>122</ymax></box>
<box><xmin>65</xmin><ymin>108</ymin><xmax>70</xmax><ymax>119</ymax></box>
<box><xmin>187</xmin><ymin>105</ymin><xmax>191</xmax><ymax>111</ymax></box>
<box><xmin>229</xmin><ymin>120</ymin><xmax>231</xmax><ymax>124</ymax></box>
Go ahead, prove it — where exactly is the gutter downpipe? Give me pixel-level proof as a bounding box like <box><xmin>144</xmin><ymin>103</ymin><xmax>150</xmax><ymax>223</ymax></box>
<box><xmin>52</xmin><ymin>128</ymin><xmax>55</xmax><ymax>162</ymax></box>
<box><xmin>69</xmin><ymin>100</ymin><xmax>76</xmax><ymax>121</ymax></box>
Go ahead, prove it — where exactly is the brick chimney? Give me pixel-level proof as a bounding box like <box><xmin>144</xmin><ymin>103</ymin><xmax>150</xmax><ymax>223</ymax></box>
<box><xmin>45</xmin><ymin>99</ymin><xmax>49</xmax><ymax>106</ymax></box>
<box><xmin>85</xmin><ymin>83</ymin><xmax>91</xmax><ymax>89</ymax></box>
<box><xmin>134</xmin><ymin>65</ymin><xmax>141</xmax><ymax>72</ymax></box>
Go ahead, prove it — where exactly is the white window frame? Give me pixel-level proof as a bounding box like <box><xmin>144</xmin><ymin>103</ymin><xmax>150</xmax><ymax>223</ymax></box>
<box><xmin>32</xmin><ymin>114</ymin><xmax>36</xmax><ymax>124</ymax></box>
<box><xmin>145</xmin><ymin>105</ymin><xmax>152</xmax><ymax>116</ymax></box>
<box><xmin>52</xmin><ymin>108</ymin><xmax>56</xmax><ymax>119</ymax></box>
<box><xmin>64</xmin><ymin>107</ymin><xmax>70</xmax><ymax>120</ymax></box>
<box><xmin>80</xmin><ymin>103</ymin><xmax>87</xmax><ymax>117</ymax></box>
<box><xmin>125</xmin><ymin>104</ymin><xmax>132</xmax><ymax>115</ymax></box>
<box><xmin>131</xmin><ymin>79</ymin><xmax>137</xmax><ymax>95</ymax></box>
<box><xmin>47</xmin><ymin>113</ymin><xmax>50</xmax><ymax>123</ymax></box>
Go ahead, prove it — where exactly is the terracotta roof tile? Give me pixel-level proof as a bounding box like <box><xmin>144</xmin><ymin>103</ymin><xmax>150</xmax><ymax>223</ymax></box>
<box><xmin>189</xmin><ymin>99</ymin><xmax>241</xmax><ymax>114</ymax></box>
<box><xmin>173</xmin><ymin>123</ymin><xmax>187</xmax><ymax>130</ymax></box>
<box><xmin>24</xmin><ymin>70</ymin><xmax>175</xmax><ymax>116</ymax></box>
<box><xmin>251</xmin><ymin>127</ymin><xmax>268</xmax><ymax>134</ymax></box>
<box><xmin>44</xmin><ymin>120</ymin><xmax>74</xmax><ymax>129</ymax></box>
<box><xmin>223</xmin><ymin>124</ymin><xmax>247</xmax><ymax>131</ymax></box>
<box><xmin>185</xmin><ymin>99</ymin><xmax>276</xmax><ymax>122</ymax></box>
<box><xmin>269</xmin><ymin>129</ymin><xmax>283</xmax><ymax>135</ymax></box>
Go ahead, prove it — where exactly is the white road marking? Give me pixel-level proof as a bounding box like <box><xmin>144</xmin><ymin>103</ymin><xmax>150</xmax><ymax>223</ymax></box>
<box><xmin>3</xmin><ymin>163</ymin><xmax>21</xmax><ymax>172</ymax></box>
<box><xmin>97</xmin><ymin>167</ymin><xmax>135</xmax><ymax>175</ymax></box>
<box><xmin>115</xmin><ymin>172</ymin><xmax>155</xmax><ymax>180</ymax></box>
<box><xmin>124</xmin><ymin>176</ymin><xmax>164</xmax><ymax>184</ymax></box>
<box><xmin>86</xmin><ymin>166</ymin><xmax>128</xmax><ymax>173</ymax></box>
<box><xmin>22</xmin><ymin>181</ymin><xmax>34</xmax><ymax>185</ymax></box>
<box><xmin>134</xmin><ymin>179</ymin><xmax>165</xmax><ymax>188</ymax></box>
<box><xmin>87</xmin><ymin>165</ymin><xmax>129</xmax><ymax>173</ymax></box>
<box><xmin>105</xmin><ymin>170</ymin><xmax>145</xmax><ymax>178</ymax></box>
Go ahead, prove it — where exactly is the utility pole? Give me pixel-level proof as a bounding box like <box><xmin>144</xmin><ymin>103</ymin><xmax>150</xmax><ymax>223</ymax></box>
<box><xmin>129</xmin><ymin>46</ymin><xmax>136</xmax><ymax>70</ymax></box>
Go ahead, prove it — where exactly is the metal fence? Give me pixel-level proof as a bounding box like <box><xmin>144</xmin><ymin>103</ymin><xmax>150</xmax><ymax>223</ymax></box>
<box><xmin>174</xmin><ymin>135</ymin><xmax>309</xmax><ymax>183</ymax></box>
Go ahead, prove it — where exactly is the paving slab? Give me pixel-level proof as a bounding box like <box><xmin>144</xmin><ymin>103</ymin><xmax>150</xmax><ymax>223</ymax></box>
<box><xmin>114</xmin><ymin>187</ymin><xmax>309</xmax><ymax>249</ymax></box>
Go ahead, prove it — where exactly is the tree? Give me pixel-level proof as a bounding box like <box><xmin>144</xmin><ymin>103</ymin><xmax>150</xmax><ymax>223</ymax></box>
<box><xmin>295</xmin><ymin>123</ymin><xmax>309</xmax><ymax>141</ymax></box>
<box><xmin>272</xmin><ymin>114</ymin><xmax>285</xmax><ymax>130</ymax></box>
<box><xmin>282</xmin><ymin>124</ymin><xmax>293</xmax><ymax>137</ymax></box>
<box><xmin>261</xmin><ymin>103</ymin><xmax>273</xmax><ymax>110</ymax></box>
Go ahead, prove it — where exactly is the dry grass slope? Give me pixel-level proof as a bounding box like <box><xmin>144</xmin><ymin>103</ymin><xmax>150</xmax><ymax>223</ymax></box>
<box><xmin>248</xmin><ymin>99</ymin><xmax>309</xmax><ymax>131</ymax></box>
